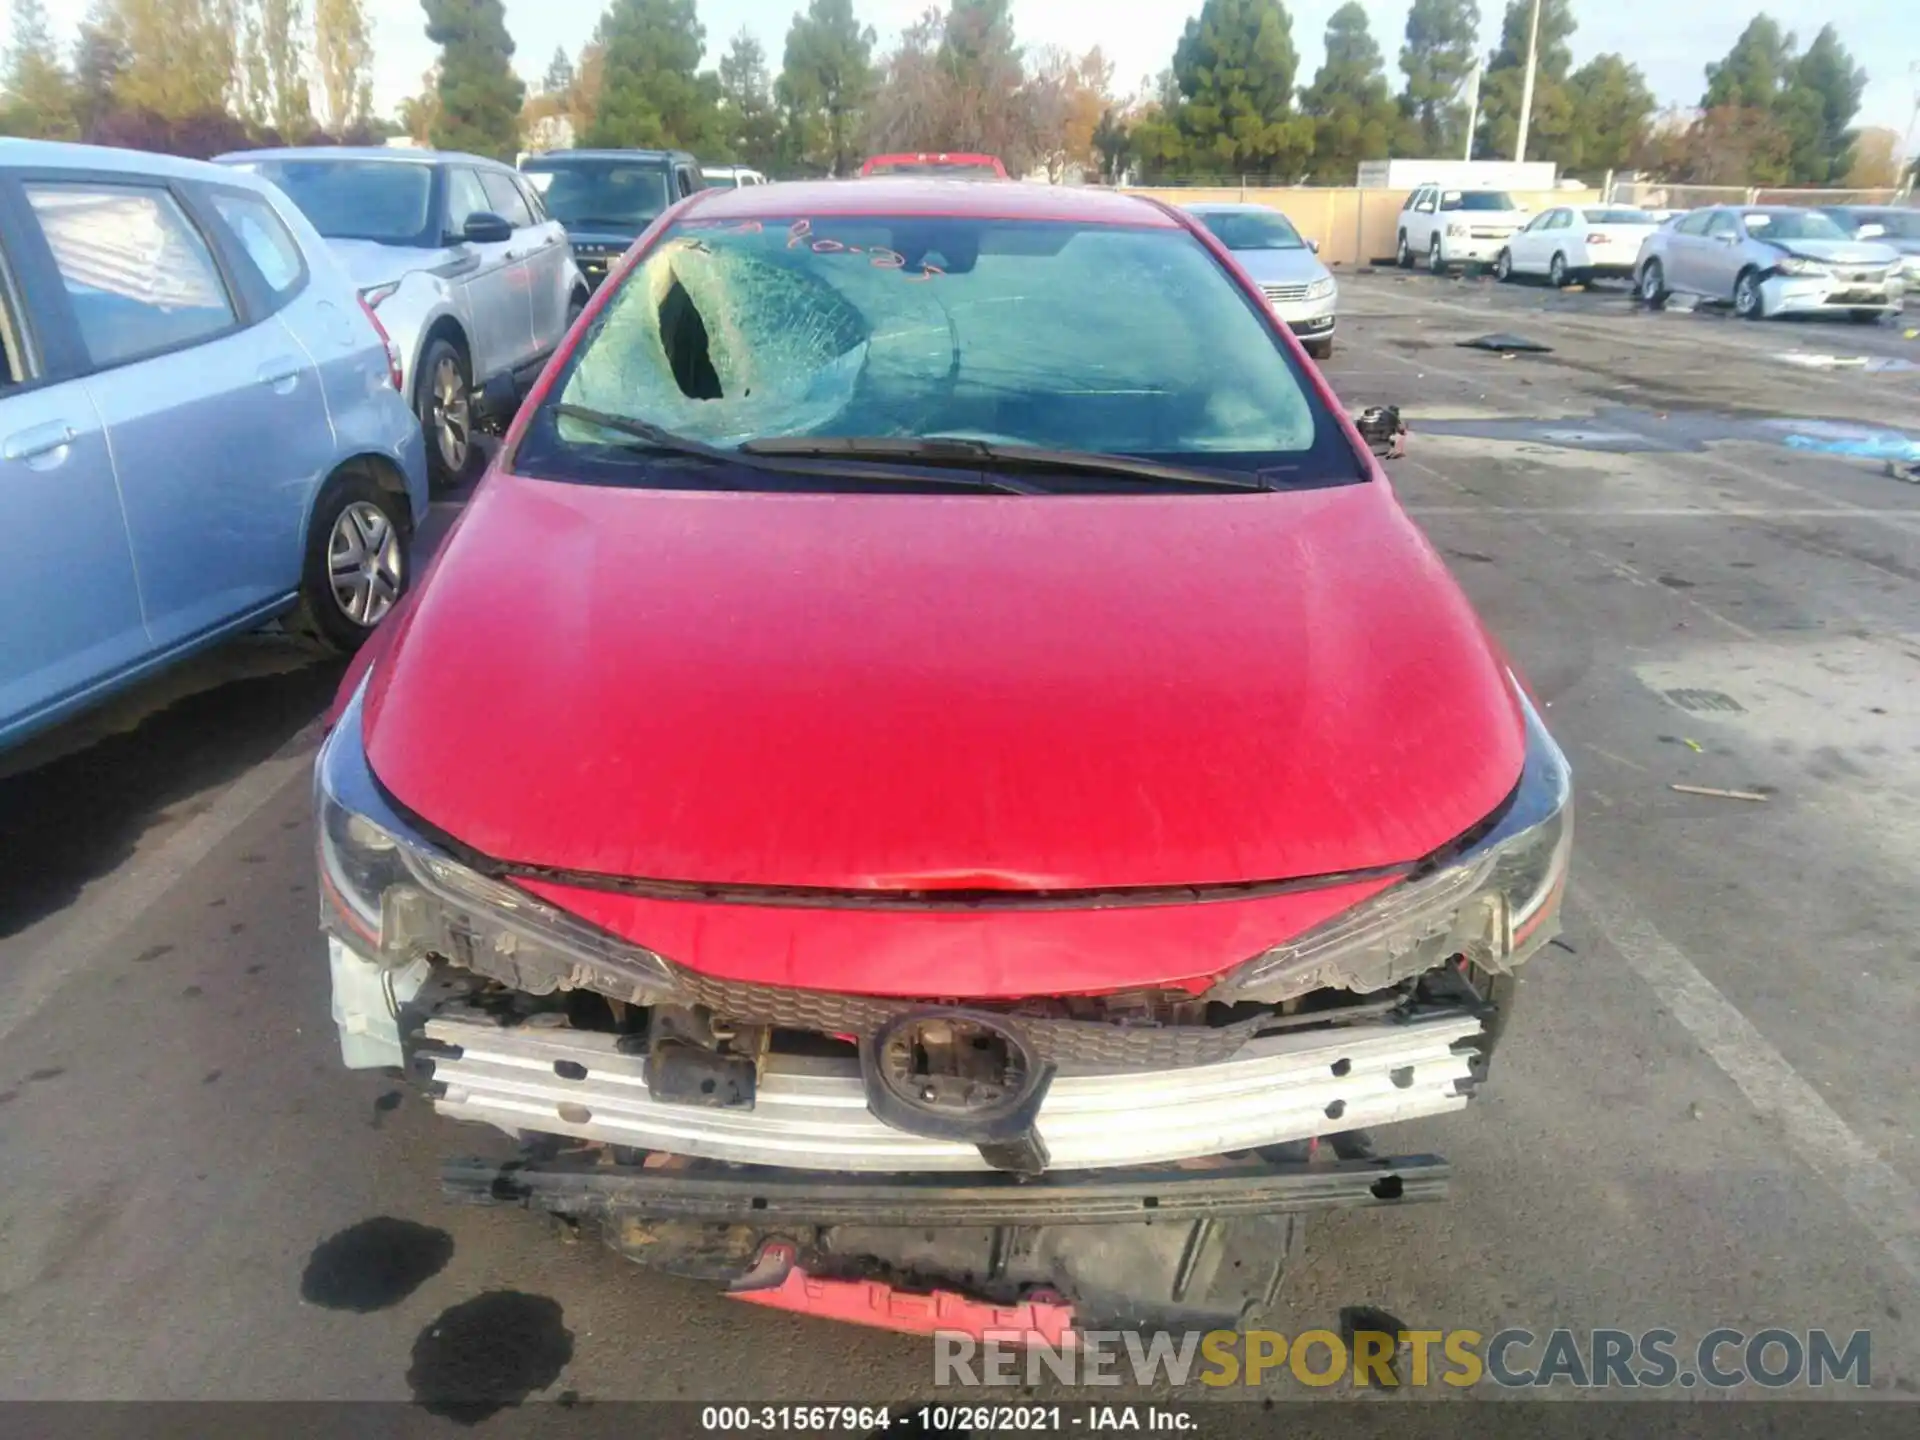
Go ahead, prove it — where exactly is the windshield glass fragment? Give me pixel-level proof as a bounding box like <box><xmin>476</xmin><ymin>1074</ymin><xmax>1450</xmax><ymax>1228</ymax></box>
<box><xmin>546</xmin><ymin>216</ymin><xmax>1324</xmax><ymax>466</ymax></box>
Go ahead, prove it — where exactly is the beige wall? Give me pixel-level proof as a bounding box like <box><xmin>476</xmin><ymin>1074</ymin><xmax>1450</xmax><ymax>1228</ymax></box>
<box><xmin>1122</xmin><ymin>186</ymin><xmax>1603</xmax><ymax>267</ymax></box>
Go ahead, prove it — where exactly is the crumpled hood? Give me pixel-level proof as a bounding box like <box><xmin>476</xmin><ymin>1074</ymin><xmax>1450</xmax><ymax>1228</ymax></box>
<box><xmin>1773</xmin><ymin>239</ymin><xmax>1901</xmax><ymax>267</ymax></box>
<box><xmin>363</xmin><ymin>473</ymin><xmax>1525</xmax><ymax>892</ymax></box>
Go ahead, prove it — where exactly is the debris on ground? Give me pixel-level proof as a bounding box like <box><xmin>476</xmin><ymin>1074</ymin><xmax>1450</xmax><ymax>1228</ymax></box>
<box><xmin>1353</xmin><ymin>405</ymin><xmax>1408</xmax><ymax>459</ymax></box>
<box><xmin>1783</xmin><ymin>430</ymin><xmax>1920</xmax><ymax>463</ymax></box>
<box><xmin>1670</xmin><ymin>783</ymin><xmax>1769</xmax><ymax>802</ymax></box>
<box><xmin>1774</xmin><ymin>352</ymin><xmax>1870</xmax><ymax>369</ymax></box>
<box><xmin>1457</xmin><ymin>332</ymin><xmax>1554</xmax><ymax>353</ymax></box>
<box><xmin>1887</xmin><ymin>460</ymin><xmax>1920</xmax><ymax>485</ymax></box>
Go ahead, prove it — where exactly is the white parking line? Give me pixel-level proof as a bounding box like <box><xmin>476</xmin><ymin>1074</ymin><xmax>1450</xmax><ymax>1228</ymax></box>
<box><xmin>0</xmin><ymin>725</ymin><xmax>320</xmax><ymax>1048</ymax></box>
<box><xmin>1575</xmin><ymin>878</ymin><xmax>1920</xmax><ymax>1286</ymax></box>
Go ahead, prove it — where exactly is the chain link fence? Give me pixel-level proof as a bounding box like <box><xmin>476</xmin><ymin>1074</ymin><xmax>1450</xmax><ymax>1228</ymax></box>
<box><xmin>1605</xmin><ymin>179</ymin><xmax>1914</xmax><ymax>210</ymax></box>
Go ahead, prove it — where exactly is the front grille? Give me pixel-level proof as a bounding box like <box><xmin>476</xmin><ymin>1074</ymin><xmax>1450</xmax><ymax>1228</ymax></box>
<box><xmin>669</xmin><ymin>967</ymin><xmax>1269</xmax><ymax>1071</ymax></box>
<box><xmin>1469</xmin><ymin>227</ymin><xmax>1513</xmax><ymax>240</ymax></box>
<box><xmin>1262</xmin><ymin>283</ymin><xmax>1310</xmax><ymax>303</ymax></box>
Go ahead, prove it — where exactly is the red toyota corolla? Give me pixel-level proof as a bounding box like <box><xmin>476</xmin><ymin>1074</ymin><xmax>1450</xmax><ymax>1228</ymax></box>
<box><xmin>316</xmin><ymin>180</ymin><xmax>1571</xmax><ymax>1337</ymax></box>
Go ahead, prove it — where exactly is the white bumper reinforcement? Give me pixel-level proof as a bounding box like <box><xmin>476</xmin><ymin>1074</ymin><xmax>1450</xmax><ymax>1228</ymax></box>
<box><xmin>425</xmin><ymin>1012</ymin><xmax>1482</xmax><ymax>1173</ymax></box>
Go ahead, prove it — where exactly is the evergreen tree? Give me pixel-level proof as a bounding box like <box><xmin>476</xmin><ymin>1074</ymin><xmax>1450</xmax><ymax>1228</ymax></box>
<box><xmin>423</xmin><ymin>0</ymin><xmax>524</xmax><ymax>160</ymax></box>
<box><xmin>1703</xmin><ymin>15</ymin><xmax>1792</xmax><ymax>111</ymax></box>
<box><xmin>1299</xmin><ymin>2</ymin><xmax>1397</xmax><ymax>182</ymax></box>
<box><xmin>776</xmin><ymin>0</ymin><xmax>875</xmax><ymax>176</ymax></box>
<box><xmin>1399</xmin><ymin>0</ymin><xmax>1479</xmax><ymax>156</ymax></box>
<box><xmin>542</xmin><ymin>46</ymin><xmax>575</xmax><ymax>97</ymax></box>
<box><xmin>1167</xmin><ymin>0</ymin><xmax>1314</xmax><ymax>179</ymax></box>
<box><xmin>1790</xmin><ymin>24</ymin><xmax>1865</xmax><ymax>183</ymax></box>
<box><xmin>583</xmin><ymin>0</ymin><xmax>720</xmax><ymax>151</ymax></box>
<box><xmin>717</xmin><ymin>29</ymin><xmax>779</xmax><ymax>170</ymax></box>
<box><xmin>1564</xmin><ymin>53</ymin><xmax>1654</xmax><ymax>173</ymax></box>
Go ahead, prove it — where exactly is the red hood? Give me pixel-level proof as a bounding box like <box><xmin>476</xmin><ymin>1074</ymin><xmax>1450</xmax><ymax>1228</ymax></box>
<box><xmin>362</xmin><ymin>472</ymin><xmax>1523</xmax><ymax>892</ymax></box>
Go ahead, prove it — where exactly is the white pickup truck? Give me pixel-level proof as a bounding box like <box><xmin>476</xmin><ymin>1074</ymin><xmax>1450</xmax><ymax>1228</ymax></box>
<box><xmin>1397</xmin><ymin>185</ymin><xmax>1532</xmax><ymax>274</ymax></box>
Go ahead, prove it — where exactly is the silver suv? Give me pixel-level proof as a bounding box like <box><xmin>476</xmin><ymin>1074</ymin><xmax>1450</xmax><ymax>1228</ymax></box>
<box><xmin>219</xmin><ymin>147</ymin><xmax>588</xmax><ymax>485</ymax></box>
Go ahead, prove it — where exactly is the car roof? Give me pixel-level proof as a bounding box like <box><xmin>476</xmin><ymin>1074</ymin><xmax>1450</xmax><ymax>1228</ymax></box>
<box><xmin>1182</xmin><ymin>202</ymin><xmax>1290</xmax><ymax>215</ymax></box>
<box><xmin>217</xmin><ymin>145</ymin><xmax>511</xmax><ymax>170</ymax></box>
<box><xmin>1</xmin><ymin>136</ymin><xmax>287</xmax><ymax>188</ymax></box>
<box><xmin>523</xmin><ymin>148</ymin><xmax>693</xmax><ymax>164</ymax></box>
<box><xmin>865</xmin><ymin>152</ymin><xmax>1001</xmax><ymax>164</ymax></box>
<box><xmin>685</xmin><ymin>178</ymin><xmax>1181</xmax><ymax>227</ymax></box>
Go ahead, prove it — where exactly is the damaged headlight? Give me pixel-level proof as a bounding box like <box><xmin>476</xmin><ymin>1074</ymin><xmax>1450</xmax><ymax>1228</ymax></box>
<box><xmin>1211</xmin><ymin>679</ymin><xmax>1571</xmax><ymax>1006</ymax></box>
<box><xmin>315</xmin><ymin>677</ymin><xmax>680</xmax><ymax>1003</ymax></box>
<box><xmin>1774</xmin><ymin>256</ymin><xmax>1831</xmax><ymax>277</ymax></box>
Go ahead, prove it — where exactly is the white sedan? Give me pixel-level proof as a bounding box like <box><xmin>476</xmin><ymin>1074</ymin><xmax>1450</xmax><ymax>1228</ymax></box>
<box><xmin>1496</xmin><ymin>205</ymin><xmax>1662</xmax><ymax>287</ymax></box>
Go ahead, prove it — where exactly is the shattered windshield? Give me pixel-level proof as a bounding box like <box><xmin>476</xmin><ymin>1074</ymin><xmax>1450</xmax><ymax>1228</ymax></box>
<box><xmin>526</xmin><ymin>215</ymin><xmax>1327</xmax><ymax>478</ymax></box>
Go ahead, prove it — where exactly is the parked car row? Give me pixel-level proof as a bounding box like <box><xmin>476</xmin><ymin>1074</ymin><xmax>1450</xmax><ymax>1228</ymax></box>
<box><xmin>1395</xmin><ymin>182</ymin><xmax>1913</xmax><ymax>324</ymax></box>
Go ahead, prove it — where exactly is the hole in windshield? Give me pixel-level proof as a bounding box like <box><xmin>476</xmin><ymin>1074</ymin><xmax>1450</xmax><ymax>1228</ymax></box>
<box><xmin>517</xmin><ymin>216</ymin><xmax>1356</xmax><ymax>490</ymax></box>
<box><xmin>659</xmin><ymin>275</ymin><xmax>722</xmax><ymax>400</ymax></box>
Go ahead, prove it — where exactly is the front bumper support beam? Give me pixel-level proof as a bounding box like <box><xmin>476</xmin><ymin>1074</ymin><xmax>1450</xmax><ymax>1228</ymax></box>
<box><xmin>442</xmin><ymin>1152</ymin><xmax>1450</xmax><ymax>1225</ymax></box>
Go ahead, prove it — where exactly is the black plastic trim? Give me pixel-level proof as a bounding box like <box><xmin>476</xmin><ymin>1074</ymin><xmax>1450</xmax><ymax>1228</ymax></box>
<box><xmin>443</xmin><ymin>1153</ymin><xmax>1451</xmax><ymax>1225</ymax></box>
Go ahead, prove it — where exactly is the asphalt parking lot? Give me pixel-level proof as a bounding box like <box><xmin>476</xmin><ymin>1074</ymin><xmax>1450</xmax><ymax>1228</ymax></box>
<box><xmin>1</xmin><ymin>268</ymin><xmax>1917</xmax><ymax>1411</ymax></box>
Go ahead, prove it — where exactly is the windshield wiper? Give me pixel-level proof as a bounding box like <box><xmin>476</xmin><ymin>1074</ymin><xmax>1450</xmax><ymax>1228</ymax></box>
<box><xmin>739</xmin><ymin>436</ymin><xmax>1273</xmax><ymax>491</ymax></box>
<box><xmin>549</xmin><ymin>405</ymin><xmax>1030</xmax><ymax>492</ymax></box>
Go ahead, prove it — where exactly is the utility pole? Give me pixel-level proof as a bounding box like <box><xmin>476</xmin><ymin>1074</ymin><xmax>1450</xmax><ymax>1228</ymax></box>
<box><xmin>1515</xmin><ymin>0</ymin><xmax>1543</xmax><ymax>162</ymax></box>
<box><xmin>1903</xmin><ymin>61</ymin><xmax>1920</xmax><ymax>179</ymax></box>
<box><xmin>1461</xmin><ymin>59</ymin><xmax>1483</xmax><ymax>162</ymax></box>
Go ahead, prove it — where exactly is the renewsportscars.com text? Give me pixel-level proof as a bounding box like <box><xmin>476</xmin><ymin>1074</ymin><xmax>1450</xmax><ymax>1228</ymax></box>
<box><xmin>933</xmin><ymin>1327</ymin><xmax>1873</xmax><ymax>1390</ymax></box>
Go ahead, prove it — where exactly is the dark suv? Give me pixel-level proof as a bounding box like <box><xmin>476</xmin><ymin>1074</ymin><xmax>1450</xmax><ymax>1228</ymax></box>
<box><xmin>518</xmin><ymin>149</ymin><xmax>705</xmax><ymax>290</ymax></box>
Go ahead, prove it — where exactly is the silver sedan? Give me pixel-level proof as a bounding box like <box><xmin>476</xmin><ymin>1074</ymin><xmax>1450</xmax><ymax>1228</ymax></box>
<box><xmin>1184</xmin><ymin>203</ymin><xmax>1339</xmax><ymax>358</ymax></box>
<box><xmin>1635</xmin><ymin>206</ymin><xmax>1904</xmax><ymax>321</ymax></box>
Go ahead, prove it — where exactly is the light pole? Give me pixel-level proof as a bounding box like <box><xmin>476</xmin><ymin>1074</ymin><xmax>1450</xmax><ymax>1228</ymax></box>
<box><xmin>1462</xmin><ymin>59</ymin><xmax>1483</xmax><ymax>162</ymax></box>
<box><xmin>1903</xmin><ymin>61</ymin><xmax>1920</xmax><ymax>172</ymax></box>
<box><xmin>1514</xmin><ymin>0</ymin><xmax>1543</xmax><ymax>162</ymax></box>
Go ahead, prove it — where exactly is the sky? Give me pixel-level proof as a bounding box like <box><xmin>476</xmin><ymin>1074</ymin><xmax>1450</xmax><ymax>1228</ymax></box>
<box><xmin>18</xmin><ymin>0</ymin><xmax>1920</xmax><ymax>157</ymax></box>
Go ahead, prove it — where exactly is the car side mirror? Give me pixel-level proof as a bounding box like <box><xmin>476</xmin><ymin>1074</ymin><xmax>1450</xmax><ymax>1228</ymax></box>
<box><xmin>462</xmin><ymin>212</ymin><xmax>513</xmax><ymax>245</ymax></box>
<box><xmin>1307</xmin><ymin>238</ymin><xmax>1319</xmax><ymax>254</ymax></box>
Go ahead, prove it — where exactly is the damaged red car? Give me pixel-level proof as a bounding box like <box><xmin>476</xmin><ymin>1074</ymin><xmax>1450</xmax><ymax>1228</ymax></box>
<box><xmin>316</xmin><ymin>180</ymin><xmax>1572</xmax><ymax>1336</ymax></box>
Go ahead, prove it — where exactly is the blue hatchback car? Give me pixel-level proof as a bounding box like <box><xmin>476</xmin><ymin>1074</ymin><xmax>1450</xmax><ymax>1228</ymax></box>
<box><xmin>0</xmin><ymin>140</ymin><xmax>428</xmax><ymax>751</ymax></box>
